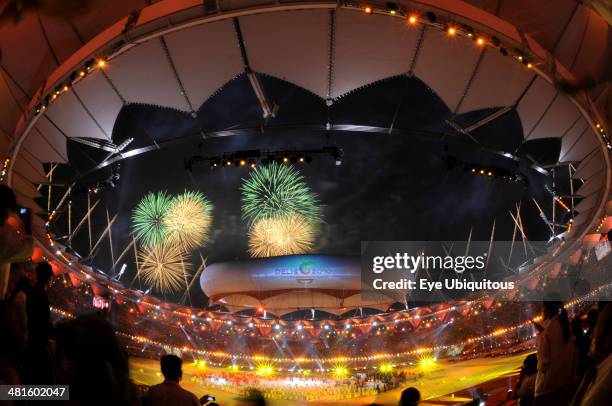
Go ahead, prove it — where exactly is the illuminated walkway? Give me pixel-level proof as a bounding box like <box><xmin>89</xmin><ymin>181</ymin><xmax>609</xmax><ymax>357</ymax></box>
<box><xmin>130</xmin><ymin>352</ymin><xmax>528</xmax><ymax>405</ymax></box>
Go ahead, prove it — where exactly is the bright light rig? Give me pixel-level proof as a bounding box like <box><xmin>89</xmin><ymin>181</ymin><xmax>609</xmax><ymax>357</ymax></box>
<box><xmin>184</xmin><ymin>147</ymin><xmax>344</xmax><ymax>171</ymax></box>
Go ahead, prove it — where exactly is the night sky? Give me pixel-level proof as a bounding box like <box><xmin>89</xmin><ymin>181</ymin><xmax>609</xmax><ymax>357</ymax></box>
<box><xmin>54</xmin><ymin>74</ymin><xmax>574</xmax><ymax>304</ymax></box>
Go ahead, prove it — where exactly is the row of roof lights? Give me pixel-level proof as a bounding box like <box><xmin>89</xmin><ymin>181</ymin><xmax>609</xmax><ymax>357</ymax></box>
<box><xmin>0</xmin><ymin>157</ymin><xmax>10</xmax><ymax>183</ymax></box>
<box><xmin>363</xmin><ymin>3</ymin><xmax>534</xmax><ymax>68</ymax></box>
<box><xmin>33</xmin><ymin>4</ymin><xmax>530</xmax><ymax>118</ymax></box>
<box><xmin>34</xmin><ymin>58</ymin><xmax>107</xmax><ymax>115</ymax></box>
<box><xmin>27</xmin><ymin>6</ymin><xmax>610</xmax><ymax>152</ymax></box>
<box><xmin>595</xmin><ymin>123</ymin><xmax>611</xmax><ymax>149</ymax></box>
<box><xmin>361</xmin><ymin>3</ymin><xmax>612</xmax><ymax>151</ymax></box>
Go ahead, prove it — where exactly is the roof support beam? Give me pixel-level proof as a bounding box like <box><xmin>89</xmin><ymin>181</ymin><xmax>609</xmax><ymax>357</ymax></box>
<box><xmin>464</xmin><ymin>106</ymin><xmax>512</xmax><ymax>132</ymax></box>
<box><xmin>247</xmin><ymin>72</ymin><xmax>275</xmax><ymax>119</ymax></box>
<box><xmin>159</xmin><ymin>36</ymin><xmax>195</xmax><ymax>115</ymax></box>
<box><xmin>77</xmin><ymin>122</ymin><xmax>550</xmax><ymax>178</ymax></box>
<box><xmin>233</xmin><ymin>17</ymin><xmax>275</xmax><ymax>119</ymax></box>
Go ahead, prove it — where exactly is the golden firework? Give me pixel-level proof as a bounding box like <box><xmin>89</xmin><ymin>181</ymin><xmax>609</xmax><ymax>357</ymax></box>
<box><xmin>163</xmin><ymin>191</ymin><xmax>213</xmax><ymax>251</ymax></box>
<box><xmin>248</xmin><ymin>213</ymin><xmax>316</xmax><ymax>258</ymax></box>
<box><xmin>137</xmin><ymin>241</ymin><xmax>191</xmax><ymax>294</ymax></box>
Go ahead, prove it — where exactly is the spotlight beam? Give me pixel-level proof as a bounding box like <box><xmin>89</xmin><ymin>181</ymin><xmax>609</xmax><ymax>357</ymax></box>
<box><xmin>66</xmin><ymin>199</ymin><xmax>100</xmax><ymax>244</ymax></box>
<box><xmin>516</xmin><ymin>204</ymin><xmax>530</xmax><ymax>259</ymax></box>
<box><xmin>531</xmin><ymin>197</ymin><xmax>555</xmax><ymax>234</ymax></box>
<box><xmin>110</xmin><ymin>238</ymin><xmax>136</xmax><ymax>274</ymax></box>
<box><xmin>485</xmin><ymin>218</ymin><xmax>496</xmax><ymax>273</ymax></box>
<box><xmin>106</xmin><ymin>208</ymin><xmax>115</xmax><ymax>266</ymax></box>
<box><xmin>35</xmin><ymin>163</ymin><xmax>59</xmax><ymax>191</ymax></box>
<box><xmin>508</xmin><ymin>208</ymin><xmax>533</xmax><ymax>258</ymax></box>
<box><xmin>508</xmin><ymin>203</ymin><xmax>519</xmax><ymax>266</ymax></box>
<box><xmin>129</xmin><ymin>235</ymin><xmax>141</xmax><ymax>289</ymax></box>
<box><xmin>88</xmin><ymin>194</ymin><xmax>93</xmax><ymax>250</ymax></box>
<box><xmin>48</xmin><ymin>183</ymin><xmax>73</xmax><ymax>219</ymax></box>
<box><xmin>179</xmin><ymin>254</ymin><xmax>207</xmax><ymax>305</ymax></box>
<box><xmin>86</xmin><ymin>212</ymin><xmax>118</xmax><ymax>261</ymax></box>
<box><xmin>181</xmin><ymin>258</ymin><xmax>191</xmax><ymax>306</ymax></box>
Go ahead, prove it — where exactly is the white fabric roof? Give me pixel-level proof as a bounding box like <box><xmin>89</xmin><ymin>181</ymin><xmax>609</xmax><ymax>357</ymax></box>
<box><xmin>0</xmin><ymin>0</ymin><xmax>609</xmax><ymax>242</ymax></box>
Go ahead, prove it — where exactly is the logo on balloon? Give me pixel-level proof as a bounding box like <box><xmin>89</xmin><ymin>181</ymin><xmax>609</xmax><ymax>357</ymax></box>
<box><xmin>299</xmin><ymin>260</ymin><xmax>315</xmax><ymax>275</ymax></box>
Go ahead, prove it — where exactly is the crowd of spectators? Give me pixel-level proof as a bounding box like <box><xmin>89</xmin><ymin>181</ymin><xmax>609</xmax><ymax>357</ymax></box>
<box><xmin>45</xmin><ymin>272</ymin><xmax>544</xmax><ymax>361</ymax></box>
<box><xmin>39</xmin><ymin>242</ymin><xmax>612</xmax><ymax>364</ymax></box>
<box><xmin>1</xmin><ymin>184</ymin><xmax>611</xmax><ymax>405</ymax></box>
<box><xmin>0</xmin><ymin>185</ymin><xmax>432</xmax><ymax>406</ymax></box>
<box><xmin>502</xmin><ymin>302</ymin><xmax>611</xmax><ymax>405</ymax></box>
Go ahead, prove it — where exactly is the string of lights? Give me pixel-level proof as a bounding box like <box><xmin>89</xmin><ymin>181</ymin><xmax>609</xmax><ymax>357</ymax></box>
<box><xmin>48</xmin><ymin>282</ymin><xmax>607</xmax><ymax>367</ymax></box>
<box><xmin>23</xmin><ymin>3</ymin><xmax>607</xmax><ymax>148</ymax></box>
<box><xmin>42</xmin><ymin>223</ymin><xmax>612</xmax><ymax>334</ymax></box>
<box><xmin>184</xmin><ymin>147</ymin><xmax>344</xmax><ymax>171</ymax></box>
<box><xmin>0</xmin><ymin>157</ymin><xmax>10</xmax><ymax>183</ymax></box>
<box><xmin>45</xmin><ymin>235</ymin><xmax>474</xmax><ymax>329</ymax></box>
<box><xmin>19</xmin><ymin>4</ymin><xmax>610</xmax><ymax>376</ymax></box>
<box><xmin>3</xmin><ymin>0</ymin><xmax>603</xmax><ymax>187</ymax></box>
<box><xmin>359</xmin><ymin>1</ymin><xmax>611</xmax><ymax>150</ymax></box>
<box><xmin>43</xmin><ymin>204</ymin><xmax>612</xmax><ymax>344</ymax></box>
<box><xmin>33</xmin><ymin>58</ymin><xmax>107</xmax><ymax>115</ymax></box>
<box><xmin>444</xmin><ymin>156</ymin><xmax>523</xmax><ymax>183</ymax></box>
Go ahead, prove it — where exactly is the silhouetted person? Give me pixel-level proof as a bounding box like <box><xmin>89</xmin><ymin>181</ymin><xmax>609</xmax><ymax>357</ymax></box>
<box><xmin>27</xmin><ymin>262</ymin><xmax>53</xmax><ymax>348</ymax></box>
<box><xmin>573</xmin><ymin>316</ymin><xmax>588</xmax><ymax>375</ymax></box>
<box><xmin>573</xmin><ymin>309</ymin><xmax>598</xmax><ymax>376</ymax></box>
<box><xmin>571</xmin><ymin>304</ymin><xmax>612</xmax><ymax>405</ymax></box>
<box><xmin>510</xmin><ymin>353</ymin><xmax>537</xmax><ymax>406</ymax></box>
<box><xmin>399</xmin><ymin>387</ymin><xmax>420</xmax><ymax>406</ymax></box>
<box><xmin>54</xmin><ymin>314</ymin><xmax>139</xmax><ymax>405</ymax></box>
<box><xmin>584</xmin><ymin>309</ymin><xmax>599</xmax><ymax>349</ymax></box>
<box><xmin>2</xmin><ymin>276</ymin><xmax>31</xmax><ymax>351</ymax></box>
<box><xmin>237</xmin><ymin>388</ymin><xmax>265</xmax><ymax>406</ymax></box>
<box><xmin>0</xmin><ymin>185</ymin><xmax>32</xmax><ymax>300</ymax></box>
<box><xmin>534</xmin><ymin>301</ymin><xmax>575</xmax><ymax>405</ymax></box>
<box><xmin>147</xmin><ymin>354</ymin><xmax>198</xmax><ymax>406</ymax></box>
<box><xmin>25</xmin><ymin>261</ymin><xmax>54</xmax><ymax>383</ymax></box>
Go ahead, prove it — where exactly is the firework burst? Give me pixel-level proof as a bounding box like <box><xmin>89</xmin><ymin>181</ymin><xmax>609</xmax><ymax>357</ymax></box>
<box><xmin>248</xmin><ymin>213</ymin><xmax>316</xmax><ymax>257</ymax></box>
<box><xmin>163</xmin><ymin>191</ymin><xmax>213</xmax><ymax>251</ymax></box>
<box><xmin>241</xmin><ymin>162</ymin><xmax>321</xmax><ymax>226</ymax></box>
<box><xmin>132</xmin><ymin>192</ymin><xmax>172</xmax><ymax>248</ymax></box>
<box><xmin>137</xmin><ymin>241</ymin><xmax>190</xmax><ymax>294</ymax></box>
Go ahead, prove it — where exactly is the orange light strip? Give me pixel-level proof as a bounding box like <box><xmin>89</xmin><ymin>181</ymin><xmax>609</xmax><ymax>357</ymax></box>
<box><xmin>49</xmin><ymin>283</ymin><xmax>608</xmax><ymax>366</ymax></box>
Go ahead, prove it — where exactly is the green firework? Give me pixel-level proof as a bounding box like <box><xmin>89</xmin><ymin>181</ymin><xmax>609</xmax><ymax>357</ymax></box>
<box><xmin>241</xmin><ymin>162</ymin><xmax>321</xmax><ymax>226</ymax></box>
<box><xmin>132</xmin><ymin>192</ymin><xmax>172</xmax><ymax>248</ymax></box>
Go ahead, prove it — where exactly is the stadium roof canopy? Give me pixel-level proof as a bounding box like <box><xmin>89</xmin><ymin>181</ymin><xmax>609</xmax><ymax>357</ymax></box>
<box><xmin>0</xmin><ymin>0</ymin><xmax>610</xmax><ymax>247</ymax></box>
